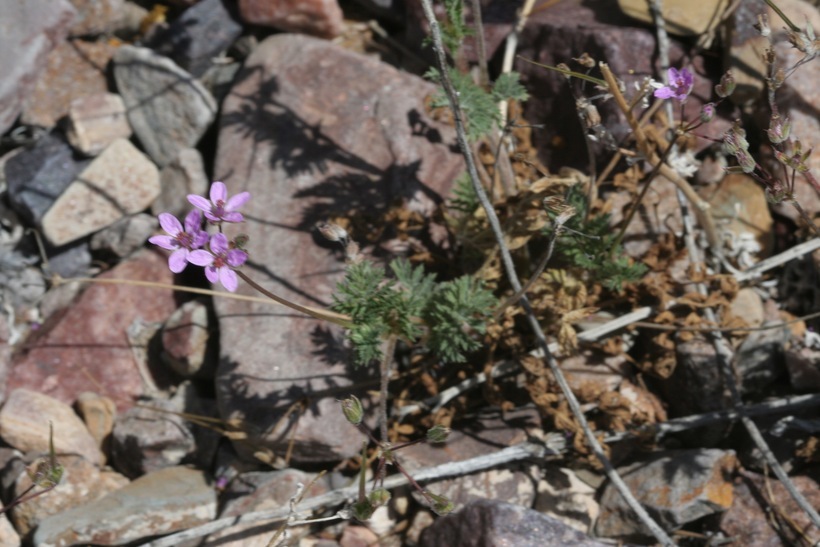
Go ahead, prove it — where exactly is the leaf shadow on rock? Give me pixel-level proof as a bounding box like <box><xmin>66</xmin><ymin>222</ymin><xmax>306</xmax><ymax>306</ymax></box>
<box><xmin>220</xmin><ymin>67</ymin><xmax>381</xmax><ymax>179</ymax></box>
<box><xmin>217</xmin><ymin>351</ymin><xmax>376</xmax><ymax>460</ymax></box>
<box><xmin>221</xmin><ymin>67</ymin><xmax>453</xmax><ymax>263</ymax></box>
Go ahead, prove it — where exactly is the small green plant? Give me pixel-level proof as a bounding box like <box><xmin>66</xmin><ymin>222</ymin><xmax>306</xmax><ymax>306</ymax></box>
<box><xmin>425</xmin><ymin>68</ymin><xmax>528</xmax><ymax>141</ymax></box>
<box><xmin>548</xmin><ymin>184</ymin><xmax>647</xmax><ymax>292</ymax></box>
<box><xmin>0</xmin><ymin>423</ymin><xmax>63</xmax><ymax>515</ymax></box>
<box><xmin>332</xmin><ymin>257</ymin><xmax>496</xmax><ymax>366</ymax></box>
<box><xmin>340</xmin><ymin>398</ymin><xmax>454</xmax><ymax>518</ymax></box>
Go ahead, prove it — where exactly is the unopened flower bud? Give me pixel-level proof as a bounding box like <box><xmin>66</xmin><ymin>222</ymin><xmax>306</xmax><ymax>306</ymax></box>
<box><xmin>699</xmin><ymin>102</ymin><xmax>716</xmax><ymax>124</ymax></box>
<box><xmin>340</xmin><ymin>395</ymin><xmax>364</xmax><ymax>426</ymax></box>
<box><xmin>426</xmin><ymin>425</ymin><xmax>451</xmax><ymax>443</ymax></box>
<box><xmin>735</xmin><ymin>150</ymin><xmax>756</xmax><ymax>173</ymax></box>
<box><xmin>368</xmin><ymin>488</ymin><xmax>391</xmax><ymax>507</ymax></box>
<box><xmin>715</xmin><ymin>71</ymin><xmax>735</xmax><ymax>98</ymax></box>
<box><xmin>232</xmin><ymin>233</ymin><xmax>249</xmax><ymax>251</ymax></box>
<box><xmin>767</xmin><ymin>115</ymin><xmax>791</xmax><ymax>144</ymax></box>
<box><xmin>424</xmin><ymin>490</ymin><xmax>455</xmax><ymax>516</ymax></box>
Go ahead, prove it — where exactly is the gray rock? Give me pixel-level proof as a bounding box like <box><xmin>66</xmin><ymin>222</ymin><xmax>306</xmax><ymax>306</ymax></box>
<box><xmin>65</xmin><ymin>92</ymin><xmax>132</xmax><ymax>156</ymax></box>
<box><xmin>0</xmin><ymin>447</ymin><xmax>25</xmax><ymax>505</ymax></box>
<box><xmin>44</xmin><ymin>238</ymin><xmax>92</xmax><ymax>278</ymax></box>
<box><xmin>0</xmin><ymin>0</ymin><xmax>76</xmax><ymax>134</ymax></box>
<box><xmin>212</xmin><ymin>34</ymin><xmax>464</xmax><ymax>463</ymax></box>
<box><xmin>20</xmin><ymin>38</ymin><xmax>116</xmax><ymax>129</ymax></box>
<box><xmin>160</xmin><ymin>299</ymin><xmax>216</xmax><ymax>379</ymax></box>
<box><xmin>90</xmin><ymin>213</ymin><xmax>157</xmax><ymax>258</ymax></box>
<box><xmin>4</xmin><ymin>132</ymin><xmax>91</xmax><ymax>225</ymax></box>
<box><xmin>661</xmin><ymin>336</ymin><xmax>733</xmax><ymax>446</ymax></box>
<box><xmin>238</xmin><ymin>0</ymin><xmax>344</xmax><ymax>39</ymax></box>
<box><xmin>147</xmin><ymin>0</ymin><xmax>243</xmax><ymax>77</ymax></box>
<box><xmin>535</xmin><ymin>467</ymin><xmax>600</xmax><ymax>534</ymax></box>
<box><xmin>203</xmin><ymin>468</ymin><xmax>331</xmax><ymax>546</ymax></box>
<box><xmin>400</xmin><ymin>407</ymin><xmax>543</xmax><ymax>510</ymax></box>
<box><xmin>67</xmin><ymin>0</ymin><xmax>126</xmax><ymax>37</ymax></box>
<box><xmin>153</xmin><ymin>148</ymin><xmax>210</xmax><ymax>218</ymax></box>
<box><xmin>785</xmin><ymin>345</ymin><xmax>820</xmax><ymax>392</ymax></box>
<box><xmin>111</xmin><ymin>382</ymin><xmax>214</xmax><ymax>478</ymax></box>
<box><xmin>10</xmin><ymin>454</ymin><xmax>128</xmax><ymax>536</ymax></box>
<box><xmin>596</xmin><ymin>449</ymin><xmax>737</xmax><ymax>541</ymax></box>
<box><xmin>0</xmin><ymin>388</ymin><xmax>104</xmax><ymax>466</ymax></box>
<box><xmin>0</xmin><ymin>514</ymin><xmax>20</xmax><ymax>547</ymax></box>
<box><xmin>41</xmin><ymin>138</ymin><xmax>160</xmax><ymax>246</ymax></box>
<box><xmin>113</xmin><ymin>45</ymin><xmax>217</xmax><ymax>166</ymax></box>
<box><xmin>722</xmin><ymin>469</ymin><xmax>820</xmax><ymax>546</ymax></box>
<box><xmin>33</xmin><ymin>466</ymin><xmax>217</xmax><ymax>546</ymax></box>
<box><xmin>75</xmin><ymin>391</ymin><xmax>117</xmax><ymax>457</ymax></box>
<box><xmin>420</xmin><ymin>499</ymin><xmax>608</xmax><ymax>547</ymax></box>
<box><xmin>736</xmin><ymin>322</ymin><xmax>790</xmax><ymax>397</ymax></box>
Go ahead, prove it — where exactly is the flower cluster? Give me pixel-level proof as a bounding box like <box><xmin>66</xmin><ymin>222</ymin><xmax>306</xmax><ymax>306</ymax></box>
<box><xmin>653</xmin><ymin>67</ymin><xmax>693</xmax><ymax>102</ymax></box>
<box><xmin>149</xmin><ymin>181</ymin><xmax>250</xmax><ymax>292</ymax></box>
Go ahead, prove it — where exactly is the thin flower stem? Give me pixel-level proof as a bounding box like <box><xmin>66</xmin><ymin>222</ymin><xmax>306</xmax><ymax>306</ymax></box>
<box><xmin>379</xmin><ymin>335</ymin><xmax>397</xmax><ymax>447</ymax></box>
<box><xmin>612</xmin><ymin>133</ymin><xmax>681</xmax><ymax>252</ymax></box>
<box><xmin>235</xmin><ymin>270</ymin><xmax>353</xmax><ymax>328</ymax></box>
<box><xmin>54</xmin><ymin>274</ymin><xmax>354</xmax><ymax>328</ymax></box>
<box><xmin>420</xmin><ymin>2</ymin><xmax>675</xmax><ymax>545</ymax></box>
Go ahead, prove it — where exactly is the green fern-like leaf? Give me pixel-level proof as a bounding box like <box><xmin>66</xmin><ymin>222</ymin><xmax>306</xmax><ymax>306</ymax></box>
<box><xmin>428</xmin><ymin>68</ymin><xmax>497</xmax><ymax>142</ymax></box>
<box><xmin>547</xmin><ymin>185</ymin><xmax>647</xmax><ymax>292</ymax></box>
<box><xmin>492</xmin><ymin>72</ymin><xmax>529</xmax><ymax>103</ymax></box>
<box><xmin>424</xmin><ymin>276</ymin><xmax>496</xmax><ymax>363</ymax></box>
<box><xmin>448</xmin><ymin>172</ymin><xmax>479</xmax><ymax>214</ymax></box>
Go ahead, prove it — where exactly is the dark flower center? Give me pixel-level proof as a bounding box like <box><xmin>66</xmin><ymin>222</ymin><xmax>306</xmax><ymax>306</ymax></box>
<box><xmin>176</xmin><ymin>231</ymin><xmax>194</xmax><ymax>248</ymax></box>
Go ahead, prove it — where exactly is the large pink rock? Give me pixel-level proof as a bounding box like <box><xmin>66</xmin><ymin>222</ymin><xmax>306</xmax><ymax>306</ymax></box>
<box><xmin>0</xmin><ymin>0</ymin><xmax>76</xmax><ymax>133</ymax></box>
<box><xmin>238</xmin><ymin>0</ymin><xmax>344</xmax><ymax>38</ymax></box>
<box><xmin>213</xmin><ymin>34</ymin><xmax>464</xmax><ymax>463</ymax></box>
<box><xmin>20</xmin><ymin>39</ymin><xmax>116</xmax><ymax>128</ymax></box>
<box><xmin>7</xmin><ymin>250</ymin><xmax>177</xmax><ymax>412</ymax></box>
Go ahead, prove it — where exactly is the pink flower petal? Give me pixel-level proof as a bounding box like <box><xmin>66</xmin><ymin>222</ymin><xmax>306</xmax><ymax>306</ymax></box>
<box><xmin>188</xmin><ymin>194</ymin><xmax>212</xmax><ymax>212</ymax></box>
<box><xmin>210</xmin><ymin>233</ymin><xmax>229</xmax><ymax>254</ymax></box>
<box><xmin>184</xmin><ymin>210</ymin><xmax>203</xmax><ymax>233</ymax></box>
<box><xmin>158</xmin><ymin>213</ymin><xmax>182</xmax><ymax>236</ymax></box>
<box><xmin>149</xmin><ymin>235</ymin><xmax>177</xmax><ymax>250</ymax></box>
<box><xmin>221</xmin><ymin>211</ymin><xmax>244</xmax><ymax>223</ymax></box>
<box><xmin>226</xmin><ymin>191</ymin><xmax>250</xmax><ymax>211</ymax></box>
<box><xmin>193</xmin><ymin>231</ymin><xmax>209</xmax><ymax>248</ymax></box>
<box><xmin>210</xmin><ymin>181</ymin><xmax>227</xmax><ymax>203</ymax></box>
<box><xmin>168</xmin><ymin>249</ymin><xmax>189</xmax><ymax>273</ymax></box>
<box><xmin>220</xmin><ymin>268</ymin><xmax>238</xmax><ymax>292</ymax></box>
<box><xmin>187</xmin><ymin>249</ymin><xmax>214</xmax><ymax>266</ymax></box>
<box><xmin>654</xmin><ymin>87</ymin><xmax>675</xmax><ymax>99</ymax></box>
<box><xmin>227</xmin><ymin>249</ymin><xmax>248</xmax><ymax>268</ymax></box>
<box><xmin>205</xmin><ymin>266</ymin><xmax>219</xmax><ymax>284</ymax></box>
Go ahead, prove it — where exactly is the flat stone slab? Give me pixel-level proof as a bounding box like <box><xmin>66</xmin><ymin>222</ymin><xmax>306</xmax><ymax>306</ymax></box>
<box><xmin>113</xmin><ymin>45</ymin><xmax>217</xmax><ymax>166</ymax></box>
<box><xmin>41</xmin><ymin>138</ymin><xmax>160</xmax><ymax>246</ymax></box>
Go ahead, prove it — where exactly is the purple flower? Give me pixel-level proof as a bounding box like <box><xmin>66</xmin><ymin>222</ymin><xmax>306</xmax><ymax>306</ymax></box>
<box><xmin>188</xmin><ymin>181</ymin><xmax>250</xmax><ymax>224</ymax></box>
<box><xmin>196</xmin><ymin>233</ymin><xmax>248</xmax><ymax>292</ymax></box>
<box><xmin>653</xmin><ymin>67</ymin><xmax>694</xmax><ymax>102</ymax></box>
<box><xmin>148</xmin><ymin>210</ymin><xmax>209</xmax><ymax>273</ymax></box>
